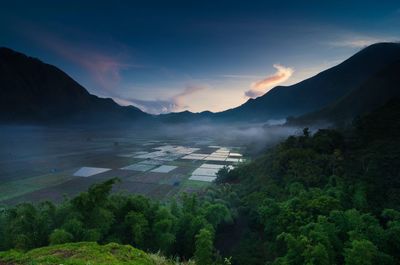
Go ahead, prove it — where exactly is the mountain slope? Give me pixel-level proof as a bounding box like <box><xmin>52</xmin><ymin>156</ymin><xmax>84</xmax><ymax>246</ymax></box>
<box><xmin>2</xmin><ymin>43</ymin><xmax>400</xmax><ymax>125</ymax></box>
<box><xmin>0</xmin><ymin>242</ymin><xmax>188</xmax><ymax>265</ymax></box>
<box><xmin>215</xmin><ymin>42</ymin><xmax>400</xmax><ymax>122</ymax></box>
<box><xmin>291</xmin><ymin>60</ymin><xmax>400</xmax><ymax>125</ymax></box>
<box><xmin>0</xmin><ymin>47</ymin><xmax>150</xmax><ymax>123</ymax></box>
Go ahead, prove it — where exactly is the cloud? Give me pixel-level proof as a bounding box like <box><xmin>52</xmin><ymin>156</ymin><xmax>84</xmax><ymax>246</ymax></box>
<box><xmin>219</xmin><ymin>74</ymin><xmax>264</xmax><ymax>79</ymax></box>
<box><xmin>245</xmin><ymin>64</ymin><xmax>294</xmax><ymax>98</ymax></box>
<box><xmin>329</xmin><ymin>36</ymin><xmax>399</xmax><ymax>48</ymax></box>
<box><xmin>128</xmin><ymin>85</ymin><xmax>207</xmax><ymax>114</ymax></box>
<box><xmin>25</xmin><ymin>29</ymin><xmax>142</xmax><ymax>93</ymax></box>
<box><xmin>127</xmin><ymin>98</ymin><xmax>176</xmax><ymax>114</ymax></box>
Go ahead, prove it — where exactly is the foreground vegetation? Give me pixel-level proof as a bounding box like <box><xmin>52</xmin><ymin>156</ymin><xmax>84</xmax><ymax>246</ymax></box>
<box><xmin>0</xmin><ymin>241</ymin><xmax>193</xmax><ymax>265</ymax></box>
<box><xmin>1</xmin><ymin>99</ymin><xmax>399</xmax><ymax>264</ymax></box>
<box><xmin>0</xmin><ymin>175</ymin><xmax>233</xmax><ymax>264</ymax></box>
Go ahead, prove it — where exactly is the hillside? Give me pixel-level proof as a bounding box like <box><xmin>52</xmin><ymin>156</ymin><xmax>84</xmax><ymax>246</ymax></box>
<box><xmin>157</xmin><ymin>43</ymin><xmax>400</xmax><ymax>124</ymax></box>
<box><xmin>289</xmin><ymin>60</ymin><xmax>400</xmax><ymax>125</ymax></box>
<box><xmin>0</xmin><ymin>47</ymin><xmax>150</xmax><ymax>123</ymax></box>
<box><xmin>215</xmin><ymin>42</ymin><xmax>400</xmax><ymax>122</ymax></box>
<box><xmin>213</xmin><ymin>99</ymin><xmax>400</xmax><ymax>264</ymax></box>
<box><xmin>0</xmin><ymin>242</ymin><xmax>188</xmax><ymax>265</ymax></box>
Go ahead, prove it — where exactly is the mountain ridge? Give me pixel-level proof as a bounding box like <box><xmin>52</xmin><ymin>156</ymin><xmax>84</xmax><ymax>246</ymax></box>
<box><xmin>158</xmin><ymin>42</ymin><xmax>400</xmax><ymax>124</ymax></box>
<box><xmin>2</xmin><ymin>43</ymin><xmax>400</xmax><ymax>125</ymax></box>
<box><xmin>215</xmin><ymin>42</ymin><xmax>400</xmax><ymax>121</ymax></box>
<box><xmin>289</xmin><ymin>59</ymin><xmax>400</xmax><ymax>125</ymax></box>
<box><xmin>0</xmin><ymin>47</ymin><xmax>150</xmax><ymax>124</ymax></box>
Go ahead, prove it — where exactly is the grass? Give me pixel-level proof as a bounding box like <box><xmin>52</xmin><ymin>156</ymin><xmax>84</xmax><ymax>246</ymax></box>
<box><xmin>0</xmin><ymin>242</ymin><xmax>195</xmax><ymax>265</ymax></box>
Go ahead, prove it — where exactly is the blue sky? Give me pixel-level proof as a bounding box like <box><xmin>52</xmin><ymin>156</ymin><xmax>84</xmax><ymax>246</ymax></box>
<box><xmin>1</xmin><ymin>0</ymin><xmax>399</xmax><ymax>113</ymax></box>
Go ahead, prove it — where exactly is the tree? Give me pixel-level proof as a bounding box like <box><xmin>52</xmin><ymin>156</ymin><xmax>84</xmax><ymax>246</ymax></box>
<box><xmin>71</xmin><ymin>178</ymin><xmax>119</xmax><ymax>218</ymax></box>
<box><xmin>194</xmin><ymin>228</ymin><xmax>214</xmax><ymax>265</ymax></box>
<box><xmin>124</xmin><ymin>211</ymin><xmax>149</xmax><ymax>248</ymax></box>
<box><xmin>203</xmin><ymin>203</ymin><xmax>232</xmax><ymax>228</ymax></box>
<box><xmin>344</xmin><ymin>239</ymin><xmax>378</xmax><ymax>265</ymax></box>
<box><xmin>304</xmin><ymin>243</ymin><xmax>330</xmax><ymax>265</ymax></box>
<box><xmin>49</xmin><ymin>229</ymin><xmax>73</xmax><ymax>245</ymax></box>
<box><xmin>152</xmin><ymin>207</ymin><xmax>176</xmax><ymax>253</ymax></box>
<box><xmin>62</xmin><ymin>218</ymin><xmax>85</xmax><ymax>241</ymax></box>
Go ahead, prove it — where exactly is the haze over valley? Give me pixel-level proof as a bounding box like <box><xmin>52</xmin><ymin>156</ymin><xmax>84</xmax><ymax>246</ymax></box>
<box><xmin>1</xmin><ymin>2</ymin><xmax>400</xmax><ymax>265</ymax></box>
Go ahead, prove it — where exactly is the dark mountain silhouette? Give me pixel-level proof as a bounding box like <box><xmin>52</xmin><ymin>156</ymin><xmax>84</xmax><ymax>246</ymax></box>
<box><xmin>158</xmin><ymin>110</ymin><xmax>214</xmax><ymax>124</ymax></box>
<box><xmin>290</xmin><ymin>59</ymin><xmax>400</xmax><ymax>125</ymax></box>
<box><xmin>213</xmin><ymin>42</ymin><xmax>400</xmax><ymax>122</ymax></box>
<box><xmin>0</xmin><ymin>47</ymin><xmax>150</xmax><ymax>123</ymax></box>
<box><xmin>2</xmin><ymin>43</ymin><xmax>400</xmax><ymax>125</ymax></box>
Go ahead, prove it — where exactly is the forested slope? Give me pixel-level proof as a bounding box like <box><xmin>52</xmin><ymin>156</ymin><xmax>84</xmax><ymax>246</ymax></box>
<box><xmin>215</xmin><ymin>99</ymin><xmax>400</xmax><ymax>264</ymax></box>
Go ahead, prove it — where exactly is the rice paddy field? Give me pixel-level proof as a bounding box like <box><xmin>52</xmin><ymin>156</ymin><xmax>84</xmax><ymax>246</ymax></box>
<box><xmin>0</xmin><ymin>126</ymin><xmax>247</xmax><ymax>205</ymax></box>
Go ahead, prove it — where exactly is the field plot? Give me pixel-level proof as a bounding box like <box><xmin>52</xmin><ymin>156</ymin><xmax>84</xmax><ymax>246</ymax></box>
<box><xmin>179</xmin><ymin>147</ymin><xmax>245</xmax><ymax>164</ymax></box>
<box><xmin>113</xmin><ymin>180</ymin><xmax>177</xmax><ymax>200</ymax></box>
<box><xmin>188</xmin><ymin>163</ymin><xmax>234</xmax><ymax>182</ymax></box>
<box><xmin>126</xmin><ymin>170</ymin><xmax>185</xmax><ymax>185</ymax></box>
<box><xmin>122</xmin><ymin>163</ymin><xmax>156</xmax><ymax>172</ymax></box>
<box><xmin>151</xmin><ymin>165</ymin><xmax>177</xmax><ymax>173</ymax></box>
<box><xmin>188</xmin><ymin>175</ymin><xmax>216</xmax><ymax>182</ymax></box>
<box><xmin>73</xmin><ymin>167</ymin><xmax>111</xmax><ymax>177</ymax></box>
<box><xmin>0</xmin><ymin>172</ymin><xmax>75</xmax><ymax>202</ymax></box>
<box><xmin>200</xmin><ymin>163</ymin><xmax>227</xmax><ymax>169</ymax></box>
<box><xmin>182</xmin><ymin>154</ymin><xmax>209</xmax><ymax>160</ymax></box>
<box><xmin>0</xmin><ymin>127</ymin><xmax>247</xmax><ymax>205</ymax></box>
<box><xmin>3</xmin><ymin>177</ymin><xmax>101</xmax><ymax>204</ymax></box>
<box><xmin>82</xmin><ymin>169</ymin><xmax>136</xmax><ymax>181</ymax></box>
<box><xmin>226</xmin><ymin>158</ymin><xmax>240</xmax><ymax>162</ymax></box>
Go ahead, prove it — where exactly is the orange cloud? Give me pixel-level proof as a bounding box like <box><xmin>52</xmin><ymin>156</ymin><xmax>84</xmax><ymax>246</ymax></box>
<box><xmin>245</xmin><ymin>64</ymin><xmax>294</xmax><ymax>98</ymax></box>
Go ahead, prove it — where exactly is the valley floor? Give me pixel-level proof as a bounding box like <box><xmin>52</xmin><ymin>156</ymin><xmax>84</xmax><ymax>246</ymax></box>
<box><xmin>0</xmin><ymin>126</ymin><xmax>246</xmax><ymax>205</ymax></box>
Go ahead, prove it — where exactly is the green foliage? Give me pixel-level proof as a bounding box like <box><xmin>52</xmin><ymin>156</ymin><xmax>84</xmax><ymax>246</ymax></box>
<box><xmin>0</xmin><ymin>242</ymin><xmax>190</xmax><ymax>265</ymax></box>
<box><xmin>344</xmin><ymin>239</ymin><xmax>378</xmax><ymax>265</ymax></box>
<box><xmin>194</xmin><ymin>228</ymin><xmax>214</xmax><ymax>265</ymax></box>
<box><xmin>213</xmin><ymin>101</ymin><xmax>400</xmax><ymax>265</ymax></box>
<box><xmin>0</xmin><ymin>178</ymin><xmax>234</xmax><ymax>263</ymax></box>
<box><xmin>125</xmin><ymin>211</ymin><xmax>149</xmax><ymax>248</ymax></box>
<box><xmin>49</xmin><ymin>229</ymin><xmax>73</xmax><ymax>245</ymax></box>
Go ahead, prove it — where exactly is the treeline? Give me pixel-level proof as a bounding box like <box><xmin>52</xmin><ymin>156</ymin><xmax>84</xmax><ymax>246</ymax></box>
<box><xmin>215</xmin><ymin>99</ymin><xmax>400</xmax><ymax>264</ymax></box>
<box><xmin>0</xmin><ymin>178</ymin><xmax>237</xmax><ymax>265</ymax></box>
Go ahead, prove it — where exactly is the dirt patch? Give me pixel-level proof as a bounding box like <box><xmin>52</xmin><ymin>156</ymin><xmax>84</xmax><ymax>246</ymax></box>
<box><xmin>51</xmin><ymin>249</ymin><xmax>75</xmax><ymax>258</ymax></box>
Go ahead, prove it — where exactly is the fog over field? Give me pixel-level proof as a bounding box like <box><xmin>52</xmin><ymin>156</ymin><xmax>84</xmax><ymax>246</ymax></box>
<box><xmin>0</xmin><ymin>122</ymin><xmax>304</xmax><ymax>205</ymax></box>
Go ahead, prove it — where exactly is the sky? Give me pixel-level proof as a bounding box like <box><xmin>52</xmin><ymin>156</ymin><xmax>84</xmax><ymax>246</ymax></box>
<box><xmin>1</xmin><ymin>0</ymin><xmax>399</xmax><ymax>114</ymax></box>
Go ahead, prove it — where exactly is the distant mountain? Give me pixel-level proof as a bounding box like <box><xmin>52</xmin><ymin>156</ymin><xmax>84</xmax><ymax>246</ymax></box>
<box><xmin>290</xmin><ymin>59</ymin><xmax>400</xmax><ymax>125</ymax></box>
<box><xmin>213</xmin><ymin>42</ymin><xmax>400</xmax><ymax>122</ymax></box>
<box><xmin>2</xmin><ymin>43</ymin><xmax>400</xmax><ymax>126</ymax></box>
<box><xmin>158</xmin><ymin>110</ymin><xmax>214</xmax><ymax>124</ymax></box>
<box><xmin>0</xmin><ymin>47</ymin><xmax>150</xmax><ymax>123</ymax></box>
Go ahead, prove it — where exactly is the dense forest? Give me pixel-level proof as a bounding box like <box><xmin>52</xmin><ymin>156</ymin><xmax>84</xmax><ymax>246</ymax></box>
<box><xmin>215</xmin><ymin>99</ymin><xmax>400</xmax><ymax>265</ymax></box>
<box><xmin>1</xmin><ymin>99</ymin><xmax>400</xmax><ymax>265</ymax></box>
